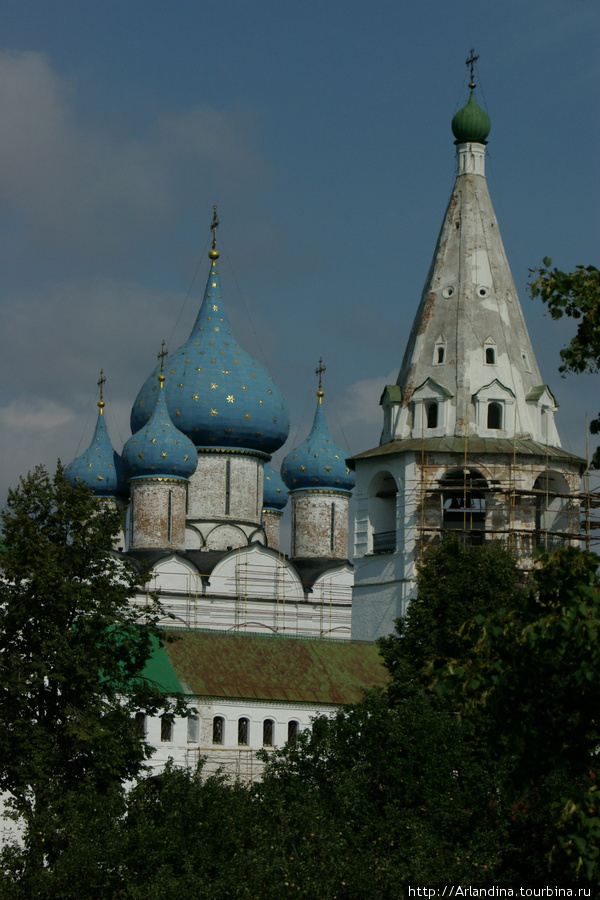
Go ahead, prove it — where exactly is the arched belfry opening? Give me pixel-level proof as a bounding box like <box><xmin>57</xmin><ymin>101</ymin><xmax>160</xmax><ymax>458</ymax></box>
<box><xmin>533</xmin><ymin>470</ymin><xmax>575</xmax><ymax>551</ymax></box>
<box><xmin>368</xmin><ymin>471</ymin><xmax>398</xmax><ymax>553</ymax></box>
<box><xmin>440</xmin><ymin>468</ymin><xmax>488</xmax><ymax>545</ymax></box>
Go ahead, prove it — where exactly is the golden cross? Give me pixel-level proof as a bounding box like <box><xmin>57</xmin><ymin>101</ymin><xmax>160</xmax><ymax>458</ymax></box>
<box><xmin>315</xmin><ymin>357</ymin><xmax>326</xmax><ymax>391</ymax></box>
<box><xmin>466</xmin><ymin>48</ymin><xmax>479</xmax><ymax>89</ymax></box>
<box><xmin>157</xmin><ymin>340</ymin><xmax>168</xmax><ymax>375</ymax></box>
<box><xmin>211</xmin><ymin>205</ymin><xmax>219</xmax><ymax>251</ymax></box>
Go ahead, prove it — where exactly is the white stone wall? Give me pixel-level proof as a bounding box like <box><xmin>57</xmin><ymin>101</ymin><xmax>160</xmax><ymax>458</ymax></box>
<box><xmin>129</xmin><ymin>479</ymin><xmax>187</xmax><ymax>550</ymax></box>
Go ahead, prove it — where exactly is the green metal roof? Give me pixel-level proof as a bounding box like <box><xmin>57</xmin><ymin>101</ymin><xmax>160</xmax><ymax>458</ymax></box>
<box><xmin>141</xmin><ymin>635</ymin><xmax>184</xmax><ymax>695</ymax></box>
<box><xmin>349</xmin><ymin>436</ymin><xmax>585</xmax><ymax>467</ymax></box>
<box><xmin>148</xmin><ymin>630</ymin><xmax>389</xmax><ymax>705</ymax></box>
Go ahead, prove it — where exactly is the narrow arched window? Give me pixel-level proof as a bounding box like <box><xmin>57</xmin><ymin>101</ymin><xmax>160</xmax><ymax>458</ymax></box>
<box><xmin>263</xmin><ymin>719</ymin><xmax>274</xmax><ymax>747</ymax></box>
<box><xmin>160</xmin><ymin>715</ymin><xmax>173</xmax><ymax>743</ymax></box>
<box><xmin>238</xmin><ymin>717</ymin><xmax>249</xmax><ymax>746</ymax></box>
<box><xmin>437</xmin><ymin>346</ymin><xmax>445</xmax><ymax>364</ymax></box>
<box><xmin>487</xmin><ymin>402</ymin><xmax>502</xmax><ymax>430</ymax></box>
<box><xmin>287</xmin><ymin>720</ymin><xmax>299</xmax><ymax>745</ymax></box>
<box><xmin>212</xmin><ymin>716</ymin><xmax>224</xmax><ymax>745</ymax></box>
<box><xmin>187</xmin><ymin>715</ymin><xmax>199</xmax><ymax>743</ymax></box>
<box><xmin>427</xmin><ymin>402</ymin><xmax>438</xmax><ymax>429</ymax></box>
<box><xmin>485</xmin><ymin>346</ymin><xmax>495</xmax><ymax>365</ymax></box>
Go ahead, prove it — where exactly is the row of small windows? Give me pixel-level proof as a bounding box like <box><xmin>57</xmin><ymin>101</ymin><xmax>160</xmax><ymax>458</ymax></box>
<box><xmin>135</xmin><ymin>713</ymin><xmax>298</xmax><ymax>747</ymax></box>
<box><xmin>425</xmin><ymin>401</ymin><xmax>503</xmax><ymax>430</ymax></box>
<box><xmin>213</xmin><ymin>716</ymin><xmax>298</xmax><ymax>747</ymax></box>
<box><xmin>433</xmin><ymin>341</ymin><xmax>498</xmax><ymax>366</ymax></box>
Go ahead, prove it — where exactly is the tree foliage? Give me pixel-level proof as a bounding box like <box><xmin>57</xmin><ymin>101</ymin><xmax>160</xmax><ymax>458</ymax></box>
<box><xmin>436</xmin><ymin>547</ymin><xmax>600</xmax><ymax>880</ymax></box>
<box><xmin>530</xmin><ymin>258</ymin><xmax>600</xmax><ymax>463</ymax></box>
<box><xmin>0</xmin><ymin>466</ymin><xmax>180</xmax><ymax>870</ymax></box>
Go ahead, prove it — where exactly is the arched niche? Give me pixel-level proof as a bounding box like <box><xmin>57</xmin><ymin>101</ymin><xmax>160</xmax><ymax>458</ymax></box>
<box><xmin>439</xmin><ymin>468</ymin><xmax>488</xmax><ymax>545</ymax></box>
<box><xmin>368</xmin><ymin>471</ymin><xmax>398</xmax><ymax>554</ymax></box>
<box><xmin>533</xmin><ymin>471</ymin><xmax>573</xmax><ymax>550</ymax></box>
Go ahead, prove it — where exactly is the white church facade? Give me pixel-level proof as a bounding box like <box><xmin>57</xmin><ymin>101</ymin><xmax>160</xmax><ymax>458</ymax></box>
<box><xmin>62</xmin><ymin>68</ymin><xmax>584</xmax><ymax>774</ymax></box>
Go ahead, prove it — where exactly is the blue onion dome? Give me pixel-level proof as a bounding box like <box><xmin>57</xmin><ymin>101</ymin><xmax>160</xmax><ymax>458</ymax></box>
<box><xmin>123</xmin><ymin>371</ymin><xmax>197</xmax><ymax>482</ymax></box>
<box><xmin>281</xmin><ymin>390</ymin><xmax>355</xmax><ymax>494</ymax></box>
<box><xmin>130</xmin><ymin>224</ymin><xmax>289</xmax><ymax>455</ymax></box>
<box><xmin>64</xmin><ymin>391</ymin><xmax>127</xmax><ymax>498</ymax></box>
<box><xmin>451</xmin><ymin>89</ymin><xmax>490</xmax><ymax>144</ymax></box>
<box><xmin>263</xmin><ymin>464</ymin><xmax>288</xmax><ymax>511</ymax></box>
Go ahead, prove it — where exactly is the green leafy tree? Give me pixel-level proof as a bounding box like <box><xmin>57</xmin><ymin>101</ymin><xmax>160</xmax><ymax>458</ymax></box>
<box><xmin>378</xmin><ymin>535</ymin><xmax>523</xmax><ymax>701</ymax></box>
<box><xmin>436</xmin><ymin>547</ymin><xmax>600</xmax><ymax>883</ymax></box>
<box><xmin>530</xmin><ymin>259</ymin><xmax>600</xmax><ymax>463</ymax></box>
<box><xmin>0</xmin><ymin>465</ymin><xmax>180</xmax><ymax>884</ymax></box>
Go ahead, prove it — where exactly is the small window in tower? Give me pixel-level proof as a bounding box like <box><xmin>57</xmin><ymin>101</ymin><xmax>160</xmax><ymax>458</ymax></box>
<box><xmin>485</xmin><ymin>347</ymin><xmax>495</xmax><ymax>365</ymax></box>
<box><xmin>522</xmin><ymin>352</ymin><xmax>531</xmax><ymax>373</ymax></box>
<box><xmin>437</xmin><ymin>346</ymin><xmax>445</xmax><ymax>364</ymax></box>
<box><xmin>487</xmin><ymin>402</ymin><xmax>502</xmax><ymax>430</ymax></box>
<box><xmin>287</xmin><ymin>720</ymin><xmax>299</xmax><ymax>745</ymax></box>
<box><xmin>213</xmin><ymin>716</ymin><xmax>224</xmax><ymax>745</ymax></box>
<box><xmin>238</xmin><ymin>717</ymin><xmax>249</xmax><ymax>746</ymax></box>
<box><xmin>427</xmin><ymin>402</ymin><xmax>438</xmax><ymax>429</ymax></box>
<box><xmin>263</xmin><ymin>719</ymin><xmax>274</xmax><ymax>747</ymax></box>
<box><xmin>160</xmin><ymin>715</ymin><xmax>173</xmax><ymax>743</ymax></box>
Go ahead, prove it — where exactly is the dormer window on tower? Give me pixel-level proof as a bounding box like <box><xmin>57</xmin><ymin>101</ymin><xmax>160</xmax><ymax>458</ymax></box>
<box><xmin>427</xmin><ymin>402</ymin><xmax>438</xmax><ymax>429</ymax></box>
<box><xmin>484</xmin><ymin>337</ymin><xmax>496</xmax><ymax>366</ymax></box>
<box><xmin>433</xmin><ymin>335</ymin><xmax>447</xmax><ymax>366</ymax></box>
<box><xmin>487</xmin><ymin>402</ymin><xmax>502</xmax><ymax>430</ymax></box>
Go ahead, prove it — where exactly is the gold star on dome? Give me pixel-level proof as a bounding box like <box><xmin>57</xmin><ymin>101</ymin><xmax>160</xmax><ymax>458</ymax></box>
<box><xmin>178</xmin><ymin>383</ymin><xmax>183</xmax><ymax>388</ymax></box>
<box><xmin>325</xmin><ymin>466</ymin><xmax>331</xmax><ymax>472</ymax></box>
<box><xmin>211</xmin><ymin>409</ymin><xmax>217</xmax><ymax>416</ymax></box>
<box><xmin>196</xmin><ymin>367</ymin><xmax>202</xmax><ymax>372</ymax></box>
<box><xmin>259</xmin><ymin>400</ymin><xmax>264</xmax><ymax>405</ymax></box>
<box><xmin>175</xmin><ymin>411</ymin><xmax>181</xmax><ymax>417</ymax></box>
<box><xmin>184</xmin><ymin>455</ymin><xmax>189</xmax><ymax>461</ymax></box>
<box><xmin>301</xmin><ymin>465</ymin><xmax>306</xmax><ymax>472</ymax></box>
<box><xmin>151</xmin><ymin>438</ymin><xmax>156</xmax><ymax>444</ymax></box>
<box><xmin>161</xmin><ymin>452</ymin><xmax>167</xmax><ymax>459</ymax></box>
<box><xmin>212</xmin><ymin>282</ymin><xmax>217</xmax><ymax>287</ymax></box>
<box><xmin>138</xmin><ymin>453</ymin><xmax>144</xmax><ymax>460</ymax></box>
<box><xmin>245</xmin><ymin>414</ymin><xmax>251</xmax><ymax>420</ymax></box>
<box><xmin>211</xmin><ymin>383</ymin><xmax>218</xmax><ymax>389</ymax></box>
<box><xmin>242</xmin><ymin>385</ymin><xmax>247</xmax><ymax>391</ymax></box>
<box><xmin>234</xmin><ymin>360</ymin><xmax>239</xmax><ymax>365</ymax></box>
<box><xmin>215</xmin><ymin>327</ymin><xmax>220</xmax><ymax>332</ymax></box>
<box><xmin>192</xmin><ymin>394</ymin><xmax>199</xmax><ymax>401</ymax></box>
<box><xmin>227</xmin><ymin>395</ymin><xmax>234</xmax><ymax>403</ymax></box>
<box><xmin>87</xmin><ymin>463</ymin><xmax>93</xmax><ymax>468</ymax></box>
<box><xmin>186</xmin><ymin>359</ymin><xmax>191</xmax><ymax>364</ymax></box>
<box><xmin>226</xmin><ymin>428</ymin><xmax>233</xmax><ymax>434</ymax></box>
<box><xmin>251</xmin><ymin>373</ymin><xmax>256</xmax><ymax>378</ymax></box>
<box><xmin>213</xmin><ymin>304</ymin><xmax>218</xmax><ymax>311</ymax></box>
<box><xmin>223</xmin><ymin>369</ymin><xmax>230</xmax><ymax>374</ymax></box>
<box><xmin>273</xmin><ymin>417</ymin><xmax>277</xmax><ymax>423</ymax></box>
<box><xmin>335</xmin><ymin>455</ymin><xmax>340</xmax><ymax>459</ymax></box>
<box><xmin>211</xmin><ymin>359</ymin><xmax>216</xmax><ymax>363</ymax></box>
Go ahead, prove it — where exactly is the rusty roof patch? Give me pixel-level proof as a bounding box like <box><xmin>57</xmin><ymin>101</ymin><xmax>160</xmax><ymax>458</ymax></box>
<box><xmin>162</xmin><ymin>630</ymin><xmax>389</xmax><ymax>706</ymax></box>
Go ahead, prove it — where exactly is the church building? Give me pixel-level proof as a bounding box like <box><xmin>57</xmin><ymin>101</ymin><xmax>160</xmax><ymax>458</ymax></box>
<box><xmin>63</xmin><ymin>62</ymin><xmax>584</xmax><ymax>776</ymax></box>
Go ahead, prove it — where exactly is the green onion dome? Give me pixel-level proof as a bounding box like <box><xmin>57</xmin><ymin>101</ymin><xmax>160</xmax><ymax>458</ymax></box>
<box><xmin>123</xmin><ymin>376</ymin><xmax>197</xmax><ymax>482</ymax></box>
<box><xmin>451</xmin><ymin>91</ymin><xmax>490</xmax><ymax>144</ymax></box>
<box><xmin>130</xmin><ymin>257</ymin><xmax>289</xmax><ymax>454</ymax></box>
<box><xmin>281</xmin><ymin>391</ymin><xmax>354</xmax><ymax>494</ymax></box>
<box><xmin>64</xmin><ymin>402</ymin><xmax>127</xmax><ymax>497</ymax></box>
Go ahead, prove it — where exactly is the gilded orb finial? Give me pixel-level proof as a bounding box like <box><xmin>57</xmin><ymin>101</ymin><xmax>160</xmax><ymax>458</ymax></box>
<box><xmin>466</xmin><ymin>48</ymin><xmax>479</xmax><ymax>90</ymax></box>
<box><xmin>97</xmin><ymin>369</ymin><xmax>106</xmax><ymax>413</ymax></box>
<box><xmin>209</xmin><ymin>205</ymin><xmax>220</xmax><ymax>259</ymax></box>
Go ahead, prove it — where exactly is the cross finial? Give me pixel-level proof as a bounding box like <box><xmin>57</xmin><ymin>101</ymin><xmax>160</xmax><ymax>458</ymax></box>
<box><xmin>315</xmin><ymin>358</ymin><xmax>326</xmax><ymax>402</ymax></box>
<box><xmin>466</xmin><ymin>48</ymin><xmax>479</xmax><ymax>90</ymax></box>
<box><xmin>210</xmin><ymin>206</ymin><xmax>219</xmax><ymax>251</ymax></box>
<box><xmin>97</xmin><ymin>369</ymin><xmax>106</xmax><ymax>412</ymax></box>
<box><xmin>157</xmin><ymin>340</ymin><xmax>168</xmax><ymax>380</ymax></box>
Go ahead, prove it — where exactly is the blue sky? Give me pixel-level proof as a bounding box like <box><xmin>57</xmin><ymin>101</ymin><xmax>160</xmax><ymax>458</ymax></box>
<box><xmin>0</xmin><ymin>0</ymin><xmax>598</xmax><ymax>523</ymax></box>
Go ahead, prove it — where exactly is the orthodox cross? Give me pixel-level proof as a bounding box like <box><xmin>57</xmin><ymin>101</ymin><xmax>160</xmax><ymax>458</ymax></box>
<box><xmin>466</xmin><ymin>48</ymin><xmax>479</xmax><ymax>89</ymax></box>
<box><xmin>97</xmin><ymin>369</ymin><xmax>106</xmax><ymax>403</ymax></box>
<box><xmin>315</xmin><ymin>357</ymin><xmax>326</xmax><ymax>391</ymax></box>
<box><xmin>157</xmin><ymin>340</ymin><xmax>168</xmax><ymax>375</ymax></box>
<box><xmin>211</xmin><ymin>205</ymin><xmax>219</xmax><ymax>252</ymax></box>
